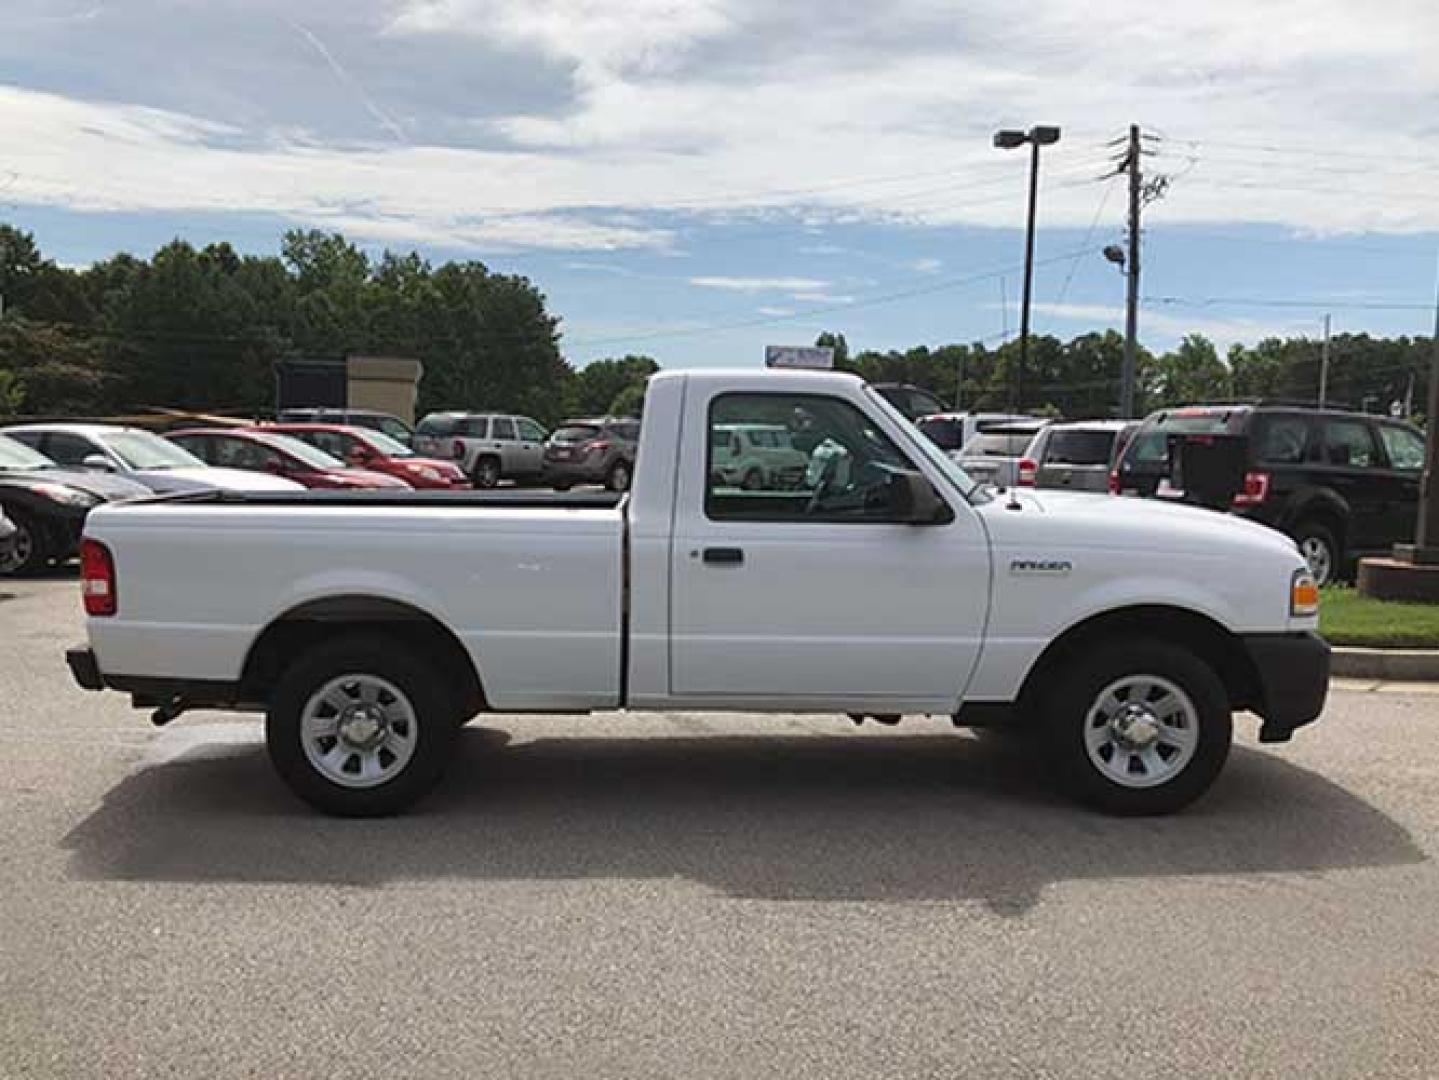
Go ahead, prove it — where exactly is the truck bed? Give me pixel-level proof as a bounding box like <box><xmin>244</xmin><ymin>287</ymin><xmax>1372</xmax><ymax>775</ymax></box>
<box><xmin>138</xmin><ymin>488</ymin><xmax>627</xmax><ymax>510</ymax></box>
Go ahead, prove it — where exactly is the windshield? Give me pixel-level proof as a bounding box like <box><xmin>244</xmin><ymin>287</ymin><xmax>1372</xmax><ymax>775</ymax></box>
<box><xmin>964</xmin><ymin>432</ymin><xmax>1037</xmax><ymax>457</ymax></box>
<box><xmin>102</xmin><ymin>430</ymin><xmax>205</xmax><ymax>470</ymax></box>
<box><xmin>1128</xmin><ymin>414</ymin><xmax>1235</xmax><ymax>467</ymax></box>
<box><xmin>554</xmin><ymin>424</ymin><xmax>602</xmax><ymax>443</ymax></box>
<box><xmin>256</xmin><ymin>432</ymin><xmax>345</xmax><ymax>469</ymax></box>
<box><xmin>1045</xmin><ymin>430</ymin><xmax>1116</xmax><ymax>466</ymax></box>
<box><xmin>862</xmin><ymin>386</ymin><xmax>981</xmax><ymax>501</ymax></box>
<box><xmin>359</xmin><ymin>430</ymin><xmax>413</xmax><ymax>457</ymax></box>
<box><xmin>0</xmin><ymin>433</ymin><xmax>56</xmax><ymax>471</ymax></box>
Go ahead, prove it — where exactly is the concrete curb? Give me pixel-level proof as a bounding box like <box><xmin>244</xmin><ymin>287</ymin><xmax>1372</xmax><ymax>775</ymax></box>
<box><xmin>1330</xmin><ymin>646</ymin><xmax>1439</xmax><ymax>682</ymax></box>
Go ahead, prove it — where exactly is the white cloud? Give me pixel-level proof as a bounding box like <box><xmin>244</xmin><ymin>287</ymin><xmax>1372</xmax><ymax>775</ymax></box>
<box><xmin>910</xmin><ymin>257</ymin><xmax>942</xmax><ymax>273</ymax></box>
<box><xmin>689</xmin><ymin>275</ymin><xmax>829</xmax><ymax>292</ymax></box>
<box><xmin>387</xmin><ymin>0</ymin><xmax>732</xmax><ymax>80</ymax></box>
<box><xmin>757</xmin><ymin>306</ymin><xmax>794</xmax><ymax>317</ymax></box>
<box><xmin>1029</xmin><ymin>302</ymin><xmax>1317</xmax><ymax>346</ymax></box>
<box><xmin>6</xmin><ymin>0</ymin><xmax>1439</xmax><ymax>248</ymax></box>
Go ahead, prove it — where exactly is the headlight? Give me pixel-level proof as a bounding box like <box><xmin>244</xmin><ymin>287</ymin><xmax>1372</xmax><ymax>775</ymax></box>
<box><xmin>1291</xmin><ymin>569</ymin><xmax>1320</xmax><ymax>617</ymax></box>
<box><xmin>27</xmin><ymin>483</ymin><xmax>100</xmax><ymax>508</ymax></box>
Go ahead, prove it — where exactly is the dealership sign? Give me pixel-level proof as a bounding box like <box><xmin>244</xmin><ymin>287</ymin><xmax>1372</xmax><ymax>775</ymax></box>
<box><xmin>764</xmin><ymin>346</ymin><xmax>835</xmax><ymax>370</ymax></box>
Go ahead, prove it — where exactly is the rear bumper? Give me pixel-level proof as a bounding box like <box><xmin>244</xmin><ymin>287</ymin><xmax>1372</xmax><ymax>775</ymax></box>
<box><xmin>1239</xmin><ymin>631</ymin><xmax>1331</xmax><ymax>742</ymax></box>
<box><xmin>543</xmin><ymin>458</ymin><xmax>610</xmax><ymax>483</ymax></box>
<box><xmin>67</xmin><ymin>646</ymin><xmax>104</xmax><ymax>691</ymax></box>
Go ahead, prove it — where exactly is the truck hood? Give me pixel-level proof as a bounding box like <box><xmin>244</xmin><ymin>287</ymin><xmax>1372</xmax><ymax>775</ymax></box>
<box><xmin>979</xmin><ymin>487</ymin><xmax>1300</xmax><ymax>560</ymax></box>
<box><xmin>131</xmin><ymin>467</ymin><xmax>305</xmax><ymax>494</ymax></box>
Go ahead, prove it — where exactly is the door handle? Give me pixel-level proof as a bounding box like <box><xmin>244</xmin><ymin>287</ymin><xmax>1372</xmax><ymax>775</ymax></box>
<box><xmin>702</xmin><ymin>547</ymin><xmax>744</xmax><ymax>566</ymax></box>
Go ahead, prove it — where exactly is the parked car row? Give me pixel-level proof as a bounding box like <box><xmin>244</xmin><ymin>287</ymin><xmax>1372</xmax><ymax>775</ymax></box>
<box><xmin>907</xmin><ymin>401</ymin><xmax>1428</xmax><ymax>587</ymax></box>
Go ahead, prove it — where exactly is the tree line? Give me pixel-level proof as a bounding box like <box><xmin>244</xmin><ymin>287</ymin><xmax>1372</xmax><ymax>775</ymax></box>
<box><xmin>820</xmin><ymin>330</ymin><xmax>1432</xmax><ymax>421</ymax></box>
<box><xmin>0</xmin><ymin>223</ymin><xmax>1430</xmax><ymax>426</ymax></box>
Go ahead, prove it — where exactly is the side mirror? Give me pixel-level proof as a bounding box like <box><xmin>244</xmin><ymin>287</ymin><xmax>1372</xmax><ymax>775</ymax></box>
<box><xmin>347</xmin><ymin>449</ymin><xmax>371</xmax><ymax>466</ymax></box>
<box><xmin>890</xmin><ymin>470</ymin><xmax>952</xmax><ymax>525</ymax></box>
<box><xmin>82</xmin><ymin>453</ymin><xmax>116</xmax><ymax>472</ymax></box>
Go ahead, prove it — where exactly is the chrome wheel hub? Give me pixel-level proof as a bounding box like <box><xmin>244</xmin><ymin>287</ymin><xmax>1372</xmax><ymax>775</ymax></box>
<box><xmin>1110</xmin><ymin>703</ymin><xmax>1162</xmax><ymax>750</ymax></box>
<box><xmin>1083</xmin><ymin>674</ymin><xmax>1200</xmax><ymax>789</ymax></box>
<box><xmin>338</xmin><ymin>705</ymin><xmax>387</xmax><ymax>750</ymax></box>
<box><xmin>301</xmin><ymin>674</ymin><xmax>419</xmax><ymax>789</ymax></box>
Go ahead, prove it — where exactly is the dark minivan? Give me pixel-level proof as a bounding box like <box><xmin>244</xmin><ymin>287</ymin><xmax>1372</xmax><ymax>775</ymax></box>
<box><xmin>1112</xmin><ymin>404</ymin><xmax>1426</xmax><ymax>584</ymax></box>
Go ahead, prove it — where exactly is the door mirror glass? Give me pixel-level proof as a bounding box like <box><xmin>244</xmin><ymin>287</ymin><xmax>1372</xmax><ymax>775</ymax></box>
<box><xmin>82</xmin><ymin>453</ymin><xmax>116</xmax><ymax>472</ymax></box>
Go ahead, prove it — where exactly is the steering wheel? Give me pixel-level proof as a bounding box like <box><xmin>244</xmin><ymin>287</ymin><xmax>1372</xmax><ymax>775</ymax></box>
<box><xmin>806</xmin><ymin>453</ymin><xmax>841</xmax><ymax>515</ymax></box>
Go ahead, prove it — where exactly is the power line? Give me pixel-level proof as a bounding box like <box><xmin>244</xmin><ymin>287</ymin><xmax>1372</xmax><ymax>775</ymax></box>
<box><xmin>568</xmin><ymin>245</ymin><xmax>1105</xmax><ymax>349</ymax></box>
<box><xmin>1144</xmin><ymin>295</ymin><xmax>1434</xmax><ymax>313</ymax></box>
<box><xmin>1053</xmin><ymin>175</ymin><xmax>1121</xmax><ymax>309</ymax></box>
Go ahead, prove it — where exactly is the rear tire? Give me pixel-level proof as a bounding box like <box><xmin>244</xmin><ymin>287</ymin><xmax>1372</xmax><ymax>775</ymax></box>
<box><xmin>606</xmin><ymin>460</ymin><xmax>632</xmax><ymax>493</ymax></box>
<box><xmin>1293</xmin><ymin>519</ymin><xmax>1341</xmax><ymax>586</ymax></box>
<box><xmin>471</xmin><ymin>457</ymin><xmax>501</xmax><ymax>489</ymax></box>
<box><xmin>266</xmin><ymin>635</ymin><xmax>457</xmax><ymax>816</ymax></box>
<box><xmin>1043</xmin><ymin>640</ymin><xmax>1232</xmax><ymax>815</ymax></box>
<box><xmin>0</xmin><ymin>508</ymin><xmax>47</xmax><ymax>577</ymax></box>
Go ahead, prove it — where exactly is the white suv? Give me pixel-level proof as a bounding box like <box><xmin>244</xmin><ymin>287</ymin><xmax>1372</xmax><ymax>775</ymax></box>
<box><xmin>413</xmin><ymin>412</ymin><xmax>548</xmax><ymax>488</ymax></box>
<box><xmin>710</xmin><ymin>423</ymin><xmax>809</xmax><ymax>490</ymax></box>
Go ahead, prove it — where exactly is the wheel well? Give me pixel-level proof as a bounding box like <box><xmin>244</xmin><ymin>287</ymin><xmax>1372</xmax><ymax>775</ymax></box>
<box><xmin>240</xmin><ymin>595</ymin><xmax>487</xmax><ymax>718</ymax></box>
<box><xmin>1290</xmin><ymin>502</ymin><xmax>1346</xmax><ymax>550</ymax></box>
<box><xmin>1018</xmin><ymin>606</ymin><xmax>1261</xmax><ymax>715</ymax></box>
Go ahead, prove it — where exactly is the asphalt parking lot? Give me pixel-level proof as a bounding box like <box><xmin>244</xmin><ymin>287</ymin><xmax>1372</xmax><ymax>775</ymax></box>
<box><xmin>3</xmin><ymin>575</ymin><xmax>1438</xmax><ymax>1079</ymax></box>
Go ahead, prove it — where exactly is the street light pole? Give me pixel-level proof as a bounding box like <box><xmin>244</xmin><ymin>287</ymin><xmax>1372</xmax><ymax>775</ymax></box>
<box><xmin>994</xmin><ymin>125</ymin><xmax>1061</xmax><ymax>414</ymax></box>
<box><xmin>1016</xmin><ymin>139</ymin><xmax>1041</xmax><ymax>414</ymax></box>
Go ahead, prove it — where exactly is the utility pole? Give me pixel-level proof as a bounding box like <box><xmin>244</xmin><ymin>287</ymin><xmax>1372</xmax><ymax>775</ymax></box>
<box><xmin>1120</xmin><ymin>124</ymin><xmax>1141</xmax><ymax>419</ymax></box>
<box><xmin>1319</xmin><ymin>314</ymin><xmax>1331</xmax><ymax>409</ymax></box>
<box><xmin>1410</xmin><ymin>262</ymin><xmax>1439</xmax><ymax>554</ymax></box>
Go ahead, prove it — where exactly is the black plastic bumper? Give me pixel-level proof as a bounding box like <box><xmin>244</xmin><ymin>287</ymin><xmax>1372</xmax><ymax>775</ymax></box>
<box><xmin>67</xmin><ymin>645</ymin><xmax>104</xmax><ymax>691</ymax></box>
<box><xmin>1240</xmin><ymin>632</ymin><xmax>1331</xmax><ymax>743</ymax></box>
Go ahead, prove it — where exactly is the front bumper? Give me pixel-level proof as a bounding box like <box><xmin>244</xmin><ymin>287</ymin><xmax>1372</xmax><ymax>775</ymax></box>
<box><xmin>1239</xmin><ymin>631</ymin><xmax>1331</xmax><ymax>742</ymax></box>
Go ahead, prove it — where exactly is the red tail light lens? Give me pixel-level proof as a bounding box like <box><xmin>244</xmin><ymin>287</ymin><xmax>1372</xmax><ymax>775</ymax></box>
<box><xmin>1017</xmin><ymin>458</ymin><xmax>1037</xmax><ymax>486</ymax></box>
<box><xmin>1233</xmin><ymin>470</ymin><xmax>1271</xmax><ymax>507</ymax></box>
<box><xmin>80</xmin><ymin>538</ymin><xmax>117</xmax><ymax>617</ymax></box>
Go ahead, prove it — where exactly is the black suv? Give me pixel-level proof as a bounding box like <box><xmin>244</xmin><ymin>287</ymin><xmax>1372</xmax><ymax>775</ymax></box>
<box><xmin>1112</xmin><ymin>404</ymin><xmax>1427</xmax><ymax>584</ymax></box>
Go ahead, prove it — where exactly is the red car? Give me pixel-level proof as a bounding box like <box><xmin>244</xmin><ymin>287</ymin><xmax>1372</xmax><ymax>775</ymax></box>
<box><xmin>263</xmin><ymin>423</ymin><xmax>470</xmax><ymax>490</ymax></box>
<box><xmin>167</xmin><ymin>429</ymin><xmax>412</xmax><ymax>490</ymax></box>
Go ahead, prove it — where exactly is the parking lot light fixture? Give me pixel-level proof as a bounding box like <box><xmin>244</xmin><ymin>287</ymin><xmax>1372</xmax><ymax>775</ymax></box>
<box><xmin>993</xmin><ymin>124</ymin><xmax>1062</xmax><ymax>413</ymax></box>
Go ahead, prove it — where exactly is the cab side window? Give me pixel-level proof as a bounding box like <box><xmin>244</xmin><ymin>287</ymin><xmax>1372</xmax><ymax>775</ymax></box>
<box><xmin>492</xmin><ymin>418</ymin><xmax>518</xmax><ymax>441</ymax></box>
<box><xmin>42</xmin><ymin>432</ymin><xmax>98</xmax><ymax>467</ymax></box>
<box><xmin>706</xmin><ymin>393</ymin><xmax>925</xmax><ymax>523</ymax></box>
<box><xmin>518</xmin><ymin>419</ymin><xmax>547</xmax><ymax>442</ymax></box>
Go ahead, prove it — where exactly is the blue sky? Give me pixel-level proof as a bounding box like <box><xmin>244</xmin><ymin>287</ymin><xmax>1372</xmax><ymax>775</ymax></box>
<box><xmin>3</xmin><ymin>0</ymin><xmax>1438</xmax><ymax>369</ymax></box>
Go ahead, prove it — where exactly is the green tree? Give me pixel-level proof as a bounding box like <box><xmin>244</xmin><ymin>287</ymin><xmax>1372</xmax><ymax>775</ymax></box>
<box><xmin>569</xmin><ymin>355</ymin><xmax>660</xmax><ymax>417</ymax></box>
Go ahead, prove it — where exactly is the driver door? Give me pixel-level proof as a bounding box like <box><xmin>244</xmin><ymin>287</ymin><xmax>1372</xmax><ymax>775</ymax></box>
<box><xmin>668</xmin><ymin>390</ymin><xmax>989</xmax><ymax>708</ymax></box>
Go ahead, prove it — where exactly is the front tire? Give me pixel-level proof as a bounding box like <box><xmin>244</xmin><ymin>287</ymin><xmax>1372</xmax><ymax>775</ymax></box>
<box><xmin>1293</xmin><ymin>519</ymin><xmax>1341</xmax><ymax>586</ymax></box>
<box><xmin>266</xmin><ymin>635</ymin><xmax>456</xmax><ymax>816</ymax></box>
<box><xmin>0</xmin><ymin>508</ymin><xmax>47</xmax><ymax>577</ymax></box>
<box><xmin>1044</xmin><ymin>640</ymin><xmax>1232</xmax><ymax>815</ymax></box>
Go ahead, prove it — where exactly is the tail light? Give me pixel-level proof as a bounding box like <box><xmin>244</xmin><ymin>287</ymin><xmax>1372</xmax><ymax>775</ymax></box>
<box><xmin>1107</xmin><ymin>470</ymin><xmax>1121</xmax><ymax>495</ymax></box>
<box><xmin>452</xmin><ymin>439</ymin><xmax>465</xmax><ymax>459</ymax></box>
<box><xmin>1017</xmin><ymin>458</ymin><xmax>1037</xmax><ymax>486</ymax></box>
<box><xmin>1233</xmin><ymin>470</ymin><xmax>1271</xmax><ymax>507</ymax></box>
<box><xmin>586</xmin><ymin>440</ymin><xmax>611</xmax><ymax>456</ymax></box>
<box><xmin>80</xmin><ymin>538</ymin><xmax>117</xmax><ymax>617</ymax></box>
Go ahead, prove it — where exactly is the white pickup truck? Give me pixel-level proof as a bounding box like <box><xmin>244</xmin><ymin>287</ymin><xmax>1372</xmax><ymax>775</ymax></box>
<box><xmin>67</xmin><ymin>370</ymin><xmax>1329</xmax><ymax>817</ymax></box>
